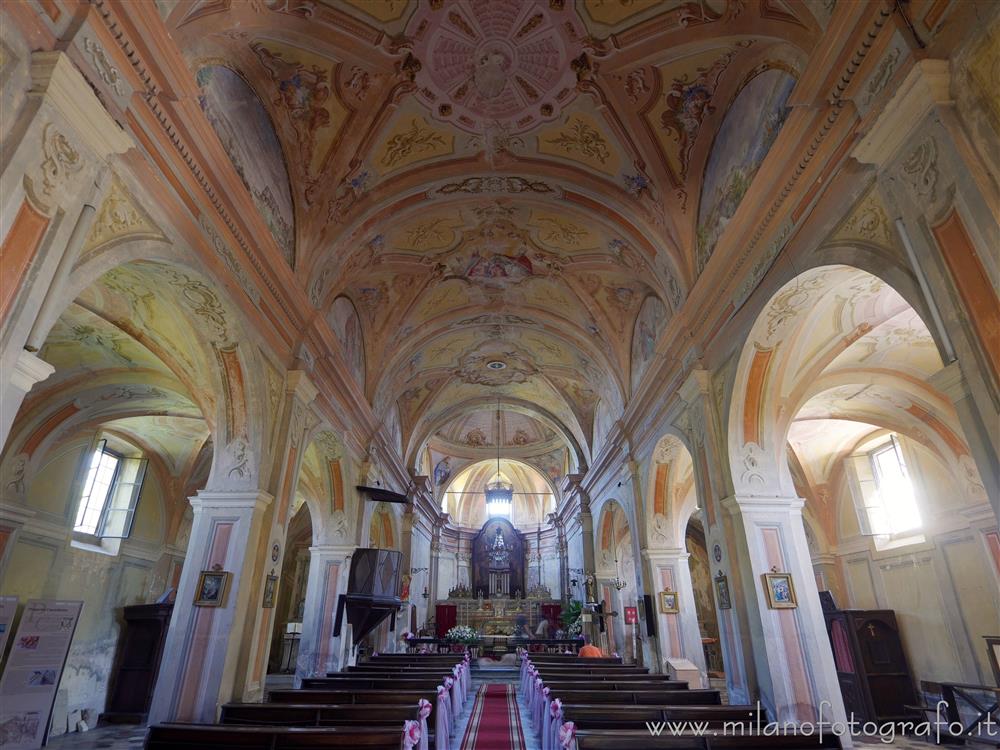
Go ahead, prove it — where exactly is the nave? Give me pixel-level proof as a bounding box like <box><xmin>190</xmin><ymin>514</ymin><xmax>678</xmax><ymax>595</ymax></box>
<box><xmin>2</xmin><ymin>0</ymin><xmax>998</xmax><ymax>749</ymax></box>
<box><xmin>43</xmin><ymin>651</ymin><xmax>939</xmax><ymax>750</ymax></box>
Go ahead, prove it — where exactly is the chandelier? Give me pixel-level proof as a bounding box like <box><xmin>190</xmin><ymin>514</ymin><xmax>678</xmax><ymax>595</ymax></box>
<box><xmin>485</xmin><ymin>400</ymin><xmax>513</xmax><ymax>517</ymax></box>
<box><xmin>610</xmin><ymin>506</ymin><xmax>627</xmax><ymax>591</ymax></box>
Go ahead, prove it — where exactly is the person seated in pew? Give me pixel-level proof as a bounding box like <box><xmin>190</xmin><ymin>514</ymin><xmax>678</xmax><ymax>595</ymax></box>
<box><xmin>579</xmin><ymin>637</ymin><xmax>604</xmax><ymax>658</ymax></box>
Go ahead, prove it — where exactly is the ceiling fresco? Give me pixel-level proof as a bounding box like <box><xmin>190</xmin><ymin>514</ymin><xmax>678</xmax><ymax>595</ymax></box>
<box><xmin>164</xmin><ymin>0</ymin><xmax>823</xmax><ymax>471</ymax></box>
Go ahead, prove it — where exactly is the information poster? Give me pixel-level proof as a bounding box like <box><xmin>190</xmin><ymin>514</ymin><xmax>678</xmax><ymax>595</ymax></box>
<box><xmin>0</xmin><ymin>596</ymin><xmax>18</xmax><ymax>657</ymax></box>
<box><xmin>0</xmin><ymin>600</ymin><xmax>83</xmax><ymax>749</ymax></box>
<box><xmin>624</xmin><ymin>606</ymin><xmax>638</xmax><ymax>625</ymax></box>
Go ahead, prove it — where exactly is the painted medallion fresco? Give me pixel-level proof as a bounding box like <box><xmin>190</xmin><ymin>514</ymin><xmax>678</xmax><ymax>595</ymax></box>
<box><xmin>696</xmin><ymin>68</ymin><xmax>796</xmax><ymax>273</ymax></box>
<box><xmin>196</xmin><ymin>65</ymin><xmax>296</xmax><ymax>265</ymax></box>
<box><xmin>631</xmin><ymin>295</ymin><xmax>667</xmax><ymax>394</ymax></box>
<box><xmin>328</xmin><ymin>296</ymin><xmax>366</xmax><ymax>390</ymax></box>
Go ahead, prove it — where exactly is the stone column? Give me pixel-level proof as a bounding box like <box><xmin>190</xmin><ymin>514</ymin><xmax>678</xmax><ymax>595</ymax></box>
<box><xmin>296</xmin><ymin>544</ymin><xmax>354</xmax><ymax>680</ymax></box>
<box><xmin>677</xmin><ymin>371</ymin><xmax>755</xmax><ymax>705</ymax></box>
<box><xmin>237</xmin><ymin>371</ymin><xmax>318</xmax><ymax>701</ymax></box>
<box><xmin>148</xmin><ymin>489</ymin><xmax>273</xmax><ymax>724</ymax></box>
<box><xmin>645</xmin><ymin>549</ymin><xmax>707</xmax><ymax>680</ymax></box>
<box><xmin>723</xmin><ymin>495</ymin><xmax>849</xmax><ymax>733</ymax></box>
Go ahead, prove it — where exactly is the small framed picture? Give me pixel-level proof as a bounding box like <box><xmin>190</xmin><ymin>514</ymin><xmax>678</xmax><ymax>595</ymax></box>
<box><xmin>714</xmin><ymin>574</ymin><xmax>732</xmax><ymax>610</ymax></box>
<box><xmin>984</xmin><ymin>636</ymin><xmax>1000</xmax><ymax>687</ymax></box>
<box><xmin>262</xmin><ymin>574</ymin><xmax>278</xmax><ymax>609</ymax></box>
<box><xmin>762</xmin><ymin>572</ymin><xmax>797</xmax><ymax>609</ymax></box>
<box><xmin>658</xmin><ymin>590</ymin><xmax>679</xmax><ymax>614</ymax></box>
<box><xmin>194</xmin><ymin>570</ymin><xmax>230</xmax><ymax>607</ymax></box>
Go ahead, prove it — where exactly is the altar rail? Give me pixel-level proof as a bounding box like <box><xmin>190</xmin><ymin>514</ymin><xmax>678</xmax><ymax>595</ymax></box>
<box><xmin>403</xmin><ymin>638</ymin><xmax>582</xmax><ymax>657</ymax></box>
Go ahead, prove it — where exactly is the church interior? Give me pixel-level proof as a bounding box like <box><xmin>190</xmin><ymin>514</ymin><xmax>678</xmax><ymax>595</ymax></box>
<box><xmin>0</xmin><ymin>0</ymin><xmax>997</xmax><ymax>748</ymax></box>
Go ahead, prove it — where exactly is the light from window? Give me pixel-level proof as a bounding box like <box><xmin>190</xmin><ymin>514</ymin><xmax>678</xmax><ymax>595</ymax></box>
<box><xmin>73</xmin><ymin>440</ymin><xmax>148</xmax><ymax>540</ymax></box>
<box><xmin>868</xmin><ymin>438</ymin><xmax>921</xmax><ymax>535</ymax></box>
<box><xmin>75</xmin><ymin>446</ymin><xmax>120</xmax><ymax>534</ymax></box>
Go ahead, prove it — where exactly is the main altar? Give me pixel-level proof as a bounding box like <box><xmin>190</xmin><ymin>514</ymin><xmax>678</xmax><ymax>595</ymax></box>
<box><xmin>436</xmin><ymin>517</ymin><xmax>561</xmax><ymax>640</ymax></box>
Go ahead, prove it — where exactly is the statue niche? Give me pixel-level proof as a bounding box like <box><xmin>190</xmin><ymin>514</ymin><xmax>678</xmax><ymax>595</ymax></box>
<box><xmin>472</xmin><ymin>517</ymin><xmax>524</xmax><ymax>599</ymax></box>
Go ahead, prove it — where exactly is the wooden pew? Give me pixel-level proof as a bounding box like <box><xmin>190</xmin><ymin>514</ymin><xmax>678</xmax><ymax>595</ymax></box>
<box><xmin>543</xmin><ymin>679</ymin><xmax>689</xmax><ymax>692</ymax></box>
<box><xmin>573</xmin><ymin>729</ymin><xmax>841</xmax><ymax>748</ymax></box>
<box><xmin>560</xmin><ymin>703</ymin><xmax>760</xmax><ymax>730</ymax></box>
<box><xmin>538</xmin><ymin>669</ymin><xmax>670</xmax><ymax>682</ymax></box>
<box><xmin>546</xmin><ymin>689</ymin><xmax>722</xmax><ymax>705</ymax></box>
<box><xmin>269</xmin><ymin>689</ymin><xmax>433</xmax><ymax>706</ymax></box>
<box><xmin>300</xmin><ymin>676</ymin><xmax>443</xmax><ymax>690</ymax></box>
<box><xmin>219</xmin><ymin>703</ymin><xmax>420</xmax><ymax>727</ymax></box>
<box><xmin>528</xmin><ymin>655</ymin><xmax>622</xmax><ymax>664</ymax></box>
<box><xmin>145</xmin><ymin>723</ymin><xmax>406</xmax><ymax>748</ymax></box>
<box><xmin>534</xmin><ymin>667</ymin><xmax>650</xmax><ymax>676</ymax></box>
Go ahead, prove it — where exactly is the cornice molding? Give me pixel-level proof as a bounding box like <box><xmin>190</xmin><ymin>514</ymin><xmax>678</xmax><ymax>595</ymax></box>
<box><xmin>30</xmin><ymin>51</ymin><xmax>133</xmax><ymax>158</ymax></box>
<box><xmin>852</xmin><ymin>60</ymin><xmax>952</xmax><ymax>167</ymax></box>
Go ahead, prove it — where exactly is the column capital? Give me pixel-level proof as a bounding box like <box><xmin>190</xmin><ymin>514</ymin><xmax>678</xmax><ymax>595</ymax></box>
<box><xmin>721</xmin><ymin>495</ymin><xmax>805</xmax><ymax>516</ymax></box>
<box><xmin>285</xmin><ymin>370</ymin><xmax>319</xmax><ymax>404</ymax></box>
<box><xmin>679</xmin><ymin>368</ymin><xmax>711</xmax><ymax>404</ymax></box>
<box><xmin>928</xmin><ymin>360</ymin><xmax>970</xmax><ymax>402</ymax></box>
<box><xmin>308</xmin><ymin>544</ymin><xmax>356</xmax><ymax>558</ymax></box>
<box><xmin>30</xmin><ymin>51</ymin><xmax>133</xmax><ymax>158</ymax></box>
<box><xmin>189</xmin><ymin>489</ymin><xmax>273</xmax><ymax>513</ymax></box>
<box><xmin>852</xmin><ymin>59</ymin><xmax>951</xmax><ymax>167</ymax></box>
<box><xmin>642</xmin><ymin>548</ymin><xmax>690</xmax><ymax>564</ymax></box>
<box><xmin>11</xmin><ymin>351</ymin><xmax>55</xmax><ymax>392</ymax></box>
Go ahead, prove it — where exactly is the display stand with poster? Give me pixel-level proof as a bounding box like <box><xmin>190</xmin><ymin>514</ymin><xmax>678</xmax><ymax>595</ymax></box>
<box><xmin>0</xmin><ymin>600</ymin><xmax>83</xmax><ymax>749</ymax></box>
<box><xmin>0</xmin><ymin>596</ymin><xmax>18</xmax><ymax>657</ymax></box>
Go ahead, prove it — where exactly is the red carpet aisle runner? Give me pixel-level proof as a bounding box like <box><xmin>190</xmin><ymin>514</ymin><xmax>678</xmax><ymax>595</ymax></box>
<box><xmin>459</xmin><ymin>684</ymin><xmax>526</xmax><ymax>750</ymax></box>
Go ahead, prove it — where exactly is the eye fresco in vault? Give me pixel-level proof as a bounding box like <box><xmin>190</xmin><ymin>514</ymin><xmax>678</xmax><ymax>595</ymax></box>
<box><xmin>196</xmin><ymin>64</ymin><xmax>296</xmax><ymax>267</ymax></box>
<box><xmin>696</xmin><ymin>67</ymin><xmax>797</xmax><ymax>273</ymax></box>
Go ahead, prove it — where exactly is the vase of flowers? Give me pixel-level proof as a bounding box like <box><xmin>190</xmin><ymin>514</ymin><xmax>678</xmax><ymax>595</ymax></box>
<box><xmin>445</xmin><ymin>625</ymin><xmax>477</xmax><ymax>645</ymax></box>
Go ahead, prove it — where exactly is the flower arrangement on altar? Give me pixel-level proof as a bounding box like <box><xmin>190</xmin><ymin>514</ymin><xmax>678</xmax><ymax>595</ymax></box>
<box><xmin>445</xmin><ymin>625</ymin><xmax>478</xmax><ymax>644</ymax></box>
<box><xmin>399</xmin><ymin>629</ymin><xmax>415</xmax><ymax>641</ymax></box>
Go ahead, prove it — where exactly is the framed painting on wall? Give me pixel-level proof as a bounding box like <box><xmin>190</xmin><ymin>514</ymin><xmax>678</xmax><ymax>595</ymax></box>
<box><xmin>262</xmin><ymin>574</ymin><xmax>278</xmax><ymax>609</ymax></box>
<box><xmin>714</xmin><ymin>573</ymin><xmax>732</xmax><ymax>610</ymax></box>
<box><xmin>986</xmin><ymin>636</ymin><xmax>1000</xmax><ymax>687</ymax></box>
<box><xmin>658</xmin><ymin>590</ymin><xmax>679</xmax><ymax>614</ymax></box>
<box><xmin>762</xmin><ymin>572</ymin><xmax>797</xmax><ymax>609</ymax></box>
<box><xmin>194</xmin><ymin>570</ymin><xmax>230</xmax><ymax>607</ymax></box>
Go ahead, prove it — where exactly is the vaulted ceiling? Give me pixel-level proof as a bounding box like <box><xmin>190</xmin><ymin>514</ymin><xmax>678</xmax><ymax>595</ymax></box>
<box><xmin>163</xmin><ymin>0</ymin><xmax>824</xmax><ymax>470</ymax></box>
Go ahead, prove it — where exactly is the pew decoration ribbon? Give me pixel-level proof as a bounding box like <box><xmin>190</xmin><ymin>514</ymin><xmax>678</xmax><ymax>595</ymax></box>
<box><xmin>558</xmin><ymin>721</ymin><xmax>577</xmax><ymax>750</ymax></box>
<box><xmin>417</xmin><ymin>699</ymin><xmax>432</xmax><ymax>750</ymax></box>
<box><xmin>452</xmin><ymin>665</ymin><xmax>465</xmax><ymax>707</ymax></box>
<box><xmin>445</xmin><ymin>675</ymin><xmax>460</xmax><ymax>718</ymax></box>
<box><xmin>545</xmin><ymin>699</ymin><xmax>564</xmax><ymax>750</ymax></box>
<box><xmin>401</xmin><ymin>719</ymin><xmax>421</xmax><ymax>750</ymax></box>
<box><xmin>435</xmin><ymin>684</ymin><xmax>451</xmax><ymax>750</ymax></box>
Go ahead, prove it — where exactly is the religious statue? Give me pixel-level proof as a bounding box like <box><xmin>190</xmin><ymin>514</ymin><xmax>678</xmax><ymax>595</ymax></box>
<box><xmin>585</xmin><ymin>574</ymin><xmax>597</xmax><ymax>604</ymax></box>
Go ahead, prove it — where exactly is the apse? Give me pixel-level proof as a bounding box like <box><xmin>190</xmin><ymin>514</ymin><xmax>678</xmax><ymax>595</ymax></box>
<box><xmin>442</xmin><ymin>458</ymin><xmax>556</xmax><ymax>530</ymax></box>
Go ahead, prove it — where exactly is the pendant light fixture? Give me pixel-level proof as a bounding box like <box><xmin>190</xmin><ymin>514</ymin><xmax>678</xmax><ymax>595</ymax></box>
<box><xmin>485</xmin><ymin>398</ymin><xmax>513</xmax><ymax>517</ymax></box>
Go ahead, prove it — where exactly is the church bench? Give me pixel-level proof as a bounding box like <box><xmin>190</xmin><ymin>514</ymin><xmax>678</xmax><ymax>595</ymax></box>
<box><xmin>528</xmin><ymin>656</ymin><xmax>623</xmax><ymax>665</ymax></box>
<box><xmin>543</xmin><ymin>680</ymin><xmax>689</xmax><ymax>692</ymax></box>
<box><xmin>571</xmin><ymin>729</ymin><xmax>841</xmax><ymax>749</ymax></box>
<box><xmin>546</xmin><ymin>689</ymin><xmax>722</xmax><ymax>705</ymax></box>
<box><xmin>538</xmin><ymin>667</ymin><xmax>652</xmax><ymax>680</ymax></box>
<box><xmin>268</xmin><ymin>689</ymin><xmax>431</xmax><ymax>706</ymax></box>
<box><xmin>219</xmin><ymin>703</ymin><xmax>422</xmax><ymax>727</ymax></box>
<box><xmin>559</xmin><ymin>703</ymin><xmax>760</xmax><ymax>729</ymax></box>
<box><xmin>348</xmin><ymin>664</ymin><xmax>463</xmax><ymax>671</ymax></box>
<box><xmin>329</xmin><ymin>670</ymin><xmax>452</xmax><ymax>680</ymax></box>
<box><xmin>299</xmin><ymin>676</ymin><xmax>443</xmax><ymax>691</ymax></box>
<box><xmin>144</xmin><ymin>723</ymin><xmax>407</xmax><ymax>749</ymax></box>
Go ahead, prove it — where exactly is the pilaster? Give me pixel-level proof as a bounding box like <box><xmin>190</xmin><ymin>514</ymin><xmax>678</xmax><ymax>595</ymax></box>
<box><xmin>149</xmin><ymin>489</ymin><xmax>273</xmax><ymax>724</ymax></box>
<box><xmin>644</xmin><ymin>548</ymin><xmax>707</xmax><ymax>680</ymax></box>
<box><xmin>721</xmin><ymin>494</ymin><xmax>849</xmax><ymax>738</ymax></box>
<box><xmin>296</xmin><ymin>544</ymin><xmax>354</xmax><ymax>681</ymax></box>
